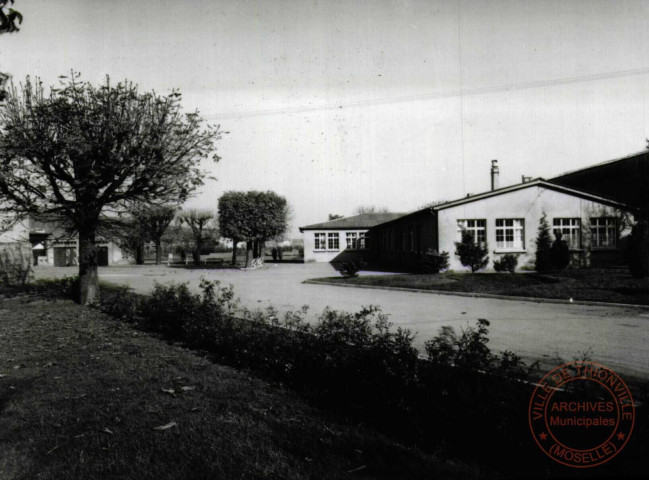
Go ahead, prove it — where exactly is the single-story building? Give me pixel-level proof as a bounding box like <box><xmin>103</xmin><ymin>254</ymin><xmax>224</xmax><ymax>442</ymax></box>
<box><xmin>299</xmin><ymin>213</ymin><xmax>405</xmax><ymax>263</ymax></box>
<box><xmin>367</xmin><ymin>176</ymin><xmax>633</xmax><ymax>271</ymax></box>
<box><xmin>0</xmin><ymin>214</ymin><xmax>126</xmax><ymax>267</ymax></box>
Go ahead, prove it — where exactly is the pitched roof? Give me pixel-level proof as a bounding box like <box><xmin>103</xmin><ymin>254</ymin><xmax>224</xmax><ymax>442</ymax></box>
<box><xmin>550</xmin><ymin>149</ymin><xmax>648</xmax><ymax>179</ymax></box>
<box><xmin>368</xmin><ymin>179</ymin><xmax>633</xmax><ymax>231</ymax></box>
<box><xmin>431</xmin><ymin>179</ymin><xmax>632</xmax><ymax>211</ymax></box>
<box><xmin>299</xmin><ymin>213</ymin><xmax>407</xmax><ymax>231</ymax></box>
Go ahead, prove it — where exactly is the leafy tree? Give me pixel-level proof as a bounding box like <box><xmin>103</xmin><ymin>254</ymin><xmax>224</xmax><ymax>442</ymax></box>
<box><xmin>0</xmin><ymin>1</ymin><xmax>23</xmax><ymax>101</ymax></box>
<box><xmin>454</xmin><ymin>230</ymin><xmax>489</xmax><ymax>273</ymax></box>
<box><xmin>218</xmin><ymin>190</ymin><xmax>289</xmax><ymax>268</ymax></box>
<box><xmin>218</xmin><ymin>191</ymin><xmax>253</xmax><ymax>265</ymax></box>
<box><xmin>0</xmin><ymin>74</ymin><xmax>222</xmax><ymax>303</ymax></box>
<box><xmin>0</xmin><ymin>0</ymin><xmax>21</xmax><ymax>33</ymax></box>
<box><xmin>244</xmin><ymin>191</ymin><xmax>289</xmax><ymax>267</ymax></box>
<box><xmin>132</xmin><ymin>204</ymin><xmax>178</xmax><ymax>265</ymax></box>
<box><xmin>534</xmin><ymin>214</ymin><xmax>553</xmax><ymax>272</ymax></box>
<box><xmin>178</xmin><ymin>209</ymin><xmax>216</xmax><ymax>264</ymax></box>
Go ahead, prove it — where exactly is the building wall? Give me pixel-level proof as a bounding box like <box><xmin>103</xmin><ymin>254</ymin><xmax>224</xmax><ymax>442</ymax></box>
<box><xmin>438</xmin><ymin>186</ymin><xmax>631</xmax><ymax>271</ymax></box>
<box><xmin>367</xmin><ymin>210</ymin><xmax>438</xmax><ymax>269</ymax></box>
<box><xmin>3</xmin><ymin>215</ymin><xmax>127</xmax><ymax>267</ymax></box>
<box><xmin>302</xmin><ymin>229</ymin><xmax>369</xmax><ymax>263</ymax></box>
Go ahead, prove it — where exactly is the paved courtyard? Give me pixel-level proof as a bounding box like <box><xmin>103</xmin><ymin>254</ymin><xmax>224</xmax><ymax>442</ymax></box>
<box><xmin>35</xmin><ymin>263</ymin><xmax>649</xmax><ymax>380</ymax></box>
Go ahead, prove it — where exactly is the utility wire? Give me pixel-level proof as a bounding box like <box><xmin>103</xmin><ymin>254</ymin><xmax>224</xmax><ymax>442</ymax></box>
<box><xmin>203</xmin><ymin>67</ymin><xmax>649</xmax><ymax>121</ymax></box>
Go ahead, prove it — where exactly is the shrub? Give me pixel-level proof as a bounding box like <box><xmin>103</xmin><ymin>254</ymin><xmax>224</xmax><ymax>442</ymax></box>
<box><xmin>628</xmin><ymin>220</ymin><xmax>649</xmax><ymax>278</ymax></box>
<box><xmin>271</xmin><ymin>247</ymin><xmax>278</xmax><ymax>261</ymax></box>
<box><xmin>424</xmin><ymin>318</ymin><xmax>536</xmax><ymax>380</ymax></box>
<box><xmin>18</xmin><ymin>275</ymin><xmax>79</xmax><ymax>300</ymax></box>
<box><xmin>454</xmin><ymin>230</ymin><xmax>489</xmax><ymax>273</ymax></box>
<box><xmin>535</xmin><ymin>214</ymin><xmax>553</xmax><ymax>272</ymax></box>
<box><xmin>550</xmin><ymin>232</ymin><xmax>570</xmax><ymax>270</ymax></box>
<box><xmin>420</xmin><ymin>249</ymin><xmax>449</xmax><ymax>273</ymax></box>
<box><xmin>89</xmin><ymin>280</ymin><xmax>549</xmax><ymax>475</ymax></box>
<box><xmin>493</xmin><ymin>254</ymin><xmax>518</xmax><ymax>273</ymax></box>
<box><xmin>339</xmin><ymin>260</ymin><xmax>362</xmax><ymax>278</ymax></box>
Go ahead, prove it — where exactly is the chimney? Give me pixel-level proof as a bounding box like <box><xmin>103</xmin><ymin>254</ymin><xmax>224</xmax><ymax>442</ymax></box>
<box><xmin>521</xmin><ymin>175</ymin><xmax>532</xmax><ymax>184</ymax></box>
<box><xmin>490</xmin><ymin>159</ymin><xmax>499</xmax><ymax>191</ymax></box>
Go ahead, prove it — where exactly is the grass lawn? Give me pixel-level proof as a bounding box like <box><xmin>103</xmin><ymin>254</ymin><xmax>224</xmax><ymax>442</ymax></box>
<box><xmin>312</xmin><ymin>269</ymin><xmax>649</xmax><ymax>305</ymax></box>
<box><xmin>0</xmin><ymin>297</ymin><xmax>471</xmax><ymax>480</ymax></box>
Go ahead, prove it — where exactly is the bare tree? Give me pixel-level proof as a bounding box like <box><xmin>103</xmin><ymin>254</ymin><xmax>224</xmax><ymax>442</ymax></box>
<box><xmin>0</xmin><ymin>74</ymin><xmax>222</xmax><ymax>303</ymax></box>
<box><xmin>178</xmin><ymin>209</ymin><xmax>217</xmax><ymax>264</ymax></box>
<box><xmin>354</xmin><ymin>205</ymin><xmax>389</xmax><ymax>215</ymax></box>
<box><xmin>132</xmin><ymin>205</ymin><xmax>178</xmax><ymax>265</ymax></box>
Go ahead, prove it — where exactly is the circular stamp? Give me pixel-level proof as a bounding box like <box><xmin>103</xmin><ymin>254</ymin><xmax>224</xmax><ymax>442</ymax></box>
<box><xmin>528</xmin><ymin>361</ymin><xmax>635</xmax><ymax>468</ymax></box>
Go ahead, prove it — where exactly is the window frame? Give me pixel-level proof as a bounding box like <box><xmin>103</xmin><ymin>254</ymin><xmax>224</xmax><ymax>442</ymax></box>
<box><xmin>552</xmin><ymin>218</ymin><xmax>581</xmax><ymax>249</ymax></box>
<box><xmin>314</xmin><ymin>232</ymin><xmax>326</xmax><ymax>251</ymax></box>
<box><xmin>590</xmin><ymin>217</ymin><xmax>617</xmax><ymax>249</ymax></box>
<box><xmin>495</xmin><ymin>218</ymin><xmax>525</xmax><ymax>250</ymax></box>
<box><xmin>457</xmin><ymin>219</ymin><xmax>487</xmax><ymax>245</ymax></box>
<box><xmin>346</xmin><ymin>232</ymin><xmax>358</xmax><ymax>250</ymax></box>
<box><xmin>327</xmin><ymin>232</ymin><xmax>340</xmax><ymax>251</ymax></box>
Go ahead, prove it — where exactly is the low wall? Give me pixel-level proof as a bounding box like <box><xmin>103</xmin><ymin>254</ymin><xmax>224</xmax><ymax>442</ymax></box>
<box><xmin>0</xmin><ymin>242</ymin><xmax>34</xmax><ymax>286</ymax></box>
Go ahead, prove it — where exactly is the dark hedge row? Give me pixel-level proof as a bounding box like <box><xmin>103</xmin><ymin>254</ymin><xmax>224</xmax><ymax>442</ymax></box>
<box><xmin>24</xmin><ymin>277</ymin><xmax>645</xmax><ymax>477</ymax></box>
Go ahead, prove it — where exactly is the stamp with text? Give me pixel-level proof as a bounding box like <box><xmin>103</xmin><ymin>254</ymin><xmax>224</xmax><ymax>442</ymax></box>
<box><xmin>528</xmin><ymin>361</ymin><xmax>635</xmax><ymax>468</ymax></box>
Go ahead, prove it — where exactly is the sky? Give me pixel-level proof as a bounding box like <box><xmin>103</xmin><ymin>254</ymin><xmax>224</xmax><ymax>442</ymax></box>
<box><xmin>2</xmin><ymin>0</ymin><xmax>649</xmax><ymax>237</ymax></box>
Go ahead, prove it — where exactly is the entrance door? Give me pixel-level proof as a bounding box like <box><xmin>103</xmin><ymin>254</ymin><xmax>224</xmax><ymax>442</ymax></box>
<box><xmin>97</xmin><ymin>246</ymin><xmax>109</xmax><ymax>266</ymax></box>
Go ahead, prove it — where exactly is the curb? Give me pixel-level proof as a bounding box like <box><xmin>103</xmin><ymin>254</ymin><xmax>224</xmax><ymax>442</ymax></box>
<box><xmin>302</xmin><ymin>280</ymin><xmax>649</xmax><ymax>310</ymax></box>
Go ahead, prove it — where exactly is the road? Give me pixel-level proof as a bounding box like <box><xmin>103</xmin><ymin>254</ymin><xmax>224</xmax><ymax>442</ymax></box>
<box><xmin>35</xmin><ymin>263</ymin><xmax>649</xmax><ymax>380</ymax></box>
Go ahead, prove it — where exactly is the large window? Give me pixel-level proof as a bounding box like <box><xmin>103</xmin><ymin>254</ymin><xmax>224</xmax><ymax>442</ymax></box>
<box><xmin>590</xmin><ymin>218</ymin><xmax>617</xmax><ymax>248</ymax></box>
<box><xmin>327</xmin><ymin>232</ymin><xmax>339</xmax><ymax>250</ymax></box>
<box><xmin>346</xmin><ymin>232</ymin><xmax>357</xmax><ymax>249</ymax></box>
<box><xmin>495</xmin><ymin>219</ymin><xmax>524</xmax><ymax>250</ymax></box>
<box><xmin>553</xmin><ymin>218</ymin><xmax>581</xmax><ymax>249</ymax></box>
<box><xmin>314</xmin><ymin>233</ymin><xmax>326</xmax><ymax>251</ymax></box>
<box><xmin>457</xmin><ymin>219</ymin><xmax>486</xmax><ymax>244</ymax></box>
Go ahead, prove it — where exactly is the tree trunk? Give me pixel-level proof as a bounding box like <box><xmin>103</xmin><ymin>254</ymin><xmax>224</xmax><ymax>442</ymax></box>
<box><xmin>231</xmin><ymin>238</ymin><xmax>238</xmax><ymax>265</ymax></box>
<box><xmin>155</xmin><ymin>239</ymin><xmax>162</xmax><ymax>265</ymax></box>
<box><xmin>194</xmin><ymin>238</ymin><xmax>203</xmax><ymax>265</ymax></box>
<box><xmin>245</xmin><ymin>240</ymin><xmax>253</xmax><ymax>268</ymax></box>
<box><xmin>258</xmin><ymin>239</ymin><xmax>265</xmax><ymax>260</ymax></box>
<box><xmin>78</xmin><ymin>227</ymin><xmax>99</xmax><ymax>305</ymax></box>
<box><xmin>135</xmin><ymin>245</ymin><xmax>145</xmax><ymax>265</ymax></box>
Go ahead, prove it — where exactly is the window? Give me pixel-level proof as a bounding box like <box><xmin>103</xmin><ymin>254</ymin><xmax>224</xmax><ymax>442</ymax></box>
<box><xmin>346</xmin><ymin>232</ymin><xmax>357</xmax><ymax>249</ymax></box>
<box><xmin>553</xmin><ymin>218</ymin><xmax>581</xmax><ymax>249</ymax></box>
<box><xmin>590</xmin><ymin>218</ymin><xmax>617</xmax><ymax>248</ymax></box>
<box><xmin>358</xmin><ymin>232</ymin><xmax>366</xmax><ymax>249</ymax></box>
<box><xmin>409</xmin><ymin>228</ymin><xmax>415</xmax><ymax>252</ymax></box>
<box><xmin>495</xmin><ymin>219</ymin><xmax>524</xmax><ymax>249</ymax></box>
<box><xmin>327</xmin><ymin>232</ymin><xmax>339</xmax><ymax>250</ymax></box>
<box><xmin>457</xmin><ymin>219</ymin><xmax>486</xmax><ymax>244</ymax></box>
<box><xmin>314</xmin><ymin>233</ymin><xmax>326</xmax><ymax>251</ymax></box>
